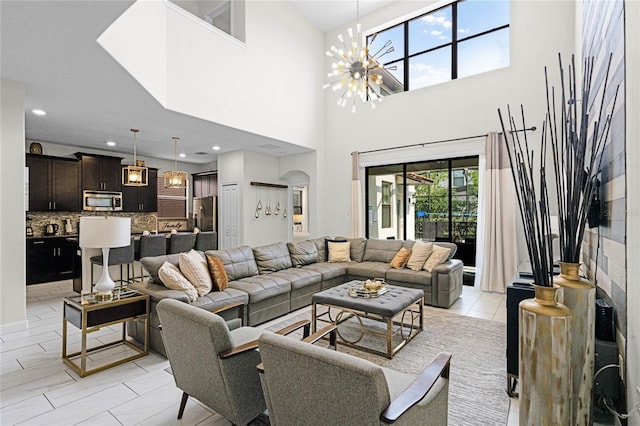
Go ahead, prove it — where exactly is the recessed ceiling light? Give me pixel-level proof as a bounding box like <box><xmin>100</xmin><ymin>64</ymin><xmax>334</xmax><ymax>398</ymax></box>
<box><xmin>106</xmin><ymin>141</ymin><xmax>116</xmax><ymax>146</ymax></box>
<box><xmin>32</xmin><ymin>109</ymin><xmax>46</xmax><ymax>116</ymax></box>
<box><xmin>212</xmin><ymin>145</ymin><xmax>220</xmax><ymax>151</ymax></box>
<box><xmin>179</xmin><ymin>153</ymin><xmax>186</xmax><ymax>158</ymax></box>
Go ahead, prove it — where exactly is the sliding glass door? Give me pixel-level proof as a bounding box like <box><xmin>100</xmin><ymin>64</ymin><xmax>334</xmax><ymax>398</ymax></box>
<box><xmin>366</xmin><ymin>156</ymin><xmax>478</xmax><ymax>265</ymax></box>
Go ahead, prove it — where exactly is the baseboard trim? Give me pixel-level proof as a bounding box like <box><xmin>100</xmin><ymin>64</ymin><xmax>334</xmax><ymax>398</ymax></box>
<box><xmin>0</xmin><ymin>319</ymin><xmax>29</xmax><ymax>335</ymax></box>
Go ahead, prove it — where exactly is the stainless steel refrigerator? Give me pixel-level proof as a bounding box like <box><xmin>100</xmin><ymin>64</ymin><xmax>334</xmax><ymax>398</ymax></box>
<box><xmin>193</xmin><ymin>196</ymin><xmax>217</xmax><ymax>231</ymax></box>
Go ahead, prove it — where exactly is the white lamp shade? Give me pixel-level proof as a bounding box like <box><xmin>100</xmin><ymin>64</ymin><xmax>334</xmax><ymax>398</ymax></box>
<box><xmin>79</xmin><ymin>217</ymin><xmax>131</xmax><ymax>248</ymax></box>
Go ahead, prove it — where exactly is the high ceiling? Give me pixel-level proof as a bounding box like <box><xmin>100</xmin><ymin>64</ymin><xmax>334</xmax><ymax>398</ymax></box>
<box><xmin>0</xmin><ymin>0</ymin><xmax>394</xmax><ymax>165</ymax></box>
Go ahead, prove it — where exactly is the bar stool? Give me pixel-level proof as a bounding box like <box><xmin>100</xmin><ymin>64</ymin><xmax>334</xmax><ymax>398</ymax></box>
<box><xmin>195</xmin><ymin>231</ymin><xmax>217</xmax><ymax>251</ymax></box>
<box><xmin>136</xmin><ymin>234</ymin><xmax>167</xmax><ymax>281</ymax></box>
<box><xmin>168</xmin><ymin>233</ymin><xmax>197</xmax><ymax>254</ymax></box>
<box><xmin>90</xmin><ymin>237</ymin><xmax>135</xmax><ymax>290</ymax></box>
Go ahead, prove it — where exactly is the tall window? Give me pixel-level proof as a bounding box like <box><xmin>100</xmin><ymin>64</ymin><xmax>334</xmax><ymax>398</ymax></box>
<box><xmin>368</xmin><ymin>0</ymin><xmax>510</xmax><ymax>94</ymax></box>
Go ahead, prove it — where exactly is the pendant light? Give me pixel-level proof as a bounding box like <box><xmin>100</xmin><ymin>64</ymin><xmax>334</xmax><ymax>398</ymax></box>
<box><xmin>164</xmin><ymin>136</ymin><xmax>188</xmax><ymax>188</ymax></box>
<box><xmin>122</xmin><ymin>128</ymin><xmax>148</xmax><ymax>186</ymax></box>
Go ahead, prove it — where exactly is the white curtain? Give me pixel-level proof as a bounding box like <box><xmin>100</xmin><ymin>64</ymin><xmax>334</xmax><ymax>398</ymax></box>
<box><xmin>350</xmin><ymin>151</ymin><xmax>363</xmax><ymax>238</ymax></box>
<box><xmin>474</xmin><ymin>132</ymin><xmax>518</xmax><ymax>292</ymax></box>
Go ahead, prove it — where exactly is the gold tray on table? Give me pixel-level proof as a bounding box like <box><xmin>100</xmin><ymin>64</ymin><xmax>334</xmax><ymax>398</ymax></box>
<box><xmin>348</xmin><ymin>279</ymin><xmax>388</xmax><ymax>298</ymax></box>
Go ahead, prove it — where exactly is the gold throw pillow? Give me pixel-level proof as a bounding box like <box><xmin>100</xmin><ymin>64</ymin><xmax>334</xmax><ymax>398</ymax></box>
<box><xmin>206</xmin><ymin>254</ymin><xmax>229</xmax><ymax>291</ymax></box>
<box><xmin>390</xmin><ymin>247</ymin><xmax>412</xmax><ymax>269</ymax></box>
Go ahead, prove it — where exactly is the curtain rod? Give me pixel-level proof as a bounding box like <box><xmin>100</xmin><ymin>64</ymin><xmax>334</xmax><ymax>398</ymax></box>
<box><xmin>357</xmin><ymin>126</ymin><xmax>537</xmax><ymax>155</ymax></box>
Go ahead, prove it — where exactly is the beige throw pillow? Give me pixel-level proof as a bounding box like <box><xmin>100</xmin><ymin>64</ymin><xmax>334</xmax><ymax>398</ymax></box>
<box><xmin>406</xmin><ymin>242</ymin><xmax>434</xmax><ymax>271</ymax></box>
<box><xmin>390</xmin><ymin>247</ymin><xmax>412</xmax><ymax>269</ymax></box>
<box><xmin>423</xmin><ymin>245</ymin><xmax>452</xmax><ymax>272</ymax></box>
<box><xmin>327</xmin><ymin>241</ymin><xmax>351</xmax><ymax>262</ymax></box>
<box><xmin>158</xmin><ymin>262</ymin><xmax>198</xmax><ymax>302</ymax></box>
<box><xmin>179</xmin><ymin>250</ymin><xmax>213</xmax><ymax>296</ymax></box>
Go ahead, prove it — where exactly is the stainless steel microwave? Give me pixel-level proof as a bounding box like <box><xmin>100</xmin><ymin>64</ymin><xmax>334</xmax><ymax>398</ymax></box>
<box><xmin>83</xmin><ymin>190</ymin><xmax>123</xmax><ymax>211</ymax></box>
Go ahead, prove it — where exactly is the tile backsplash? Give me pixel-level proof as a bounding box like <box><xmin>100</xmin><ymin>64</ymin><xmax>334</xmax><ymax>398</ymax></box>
<box><xmin>25</xmin><ymin>211</ymin><xmax>191</xmax><ymax>237</ymax></box>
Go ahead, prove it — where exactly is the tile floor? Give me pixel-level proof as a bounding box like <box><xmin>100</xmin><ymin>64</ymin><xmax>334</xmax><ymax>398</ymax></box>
<box><xmin>1</xmin><ymin>281</ymin><xmax>517</xmax><ymax>425</ymax></box>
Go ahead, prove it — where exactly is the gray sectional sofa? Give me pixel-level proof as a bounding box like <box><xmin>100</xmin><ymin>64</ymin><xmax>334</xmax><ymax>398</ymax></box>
<box><xmin>128</xmin><ymin>236</ymin><xmax>463</xmax><ymax>357</ymax></box>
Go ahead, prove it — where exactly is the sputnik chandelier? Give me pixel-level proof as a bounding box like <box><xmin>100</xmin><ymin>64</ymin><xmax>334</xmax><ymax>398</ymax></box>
<box><xmin>323</xmin><ymin>0</ymin><xmax>395</xmax><ymax>112</ymax></box>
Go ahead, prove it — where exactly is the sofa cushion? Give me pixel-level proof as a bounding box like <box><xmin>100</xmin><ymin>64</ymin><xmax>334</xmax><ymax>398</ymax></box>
<box><xmin>347</xmin><ymin>261</ymin><xmax>391</xmax><ymax>280</ymax></box>
<box><xmin>269</xmin><ymin>268</ymin><xmax>322</xmax><ymax>290</ymax></box>
<box><xmin>206</xmin><ymin>254</ymin><xmax>229</xmax><ymax>291</ymax></box>
<box><xmin>429</xmin><ymin>241</ymin><xmax>458</xmax><ymax>260</ymax></box>
<box><xmin>335</xmin><ymin>236</ymin><xmax>366</xmax><ymax>262</ymax></box>
<box><xmin>390</xmin><ymin>247</ymin><xmax>412</xmax><ymax>269</ymax></box>
<box><xmin>191</xmin><ymin>287</ymin><xmax>248</xmax><ymax>312</ymax></box>
<box><xmin>406</xmin><ymin>242</ymin><xmax>434</xmax><ymax>271</ymax></box>
<box><xmin>253</xmin><ymin>242</ymin><xmax>293</xmax><ymax>274</ymax></box>
<box><xmin>423</xmin><ymin>245</ymin><xmax>452</xmax><ymax>272</ymax></box>
<box><xmin>327</xmin><ymin>240</ymin><xmax>351</xmax><ymax>262</ymax></box>
<box><xmin>301</xmin><ymin>262</ymin><xmax>348</xmax><ymax>281</ymax></box>
<box><xmin>206</xmin><ymin>246</ymin><xmax>259</xmax><ymax>281</ymax></box>
<box><xmin>385</xmin><ymin>267</ymin><xmax>433</xmax><ymax>286</ymax></box>
<box><xmin>158</xmin><ymin>262</ymin><xmax>198</xmax><ymax>302</ymax></box>
<box><xmin>362</xmin><ymin>239</ymin><xmax>404</xmax><ymax>263</ymax></box>
<box><xmin>141</xmin><ymin>253</ymin><xmax>183</xmax><ymax>284</ymax></box>
<box><xmin>309</xmin><ymin>236</ymin><xmax>331</xmax><ymax>262</ymax></box>
<box><xmin>228</xmin><ymin>275</ymin><xmax>292</xmax><ymax>303</ymax></box>
<box><xmin>179</xmin><ymin>250</ymin><xmax>213</xmax><ymax>296</ymax></box>
<box><xmin>287</xmin><ymin>240</ymin><xmax>318</xmax><ymax>267</ymax></box>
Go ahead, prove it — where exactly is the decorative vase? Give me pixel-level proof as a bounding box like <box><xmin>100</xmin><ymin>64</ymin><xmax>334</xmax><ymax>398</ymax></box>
<box><xmin>519</xmin><ymin>285</ymin><xmax>573</xmax><ymax>425</ymax></box>
<box><xmin>554</xmin><ymin>262</ymin><xmax>595</xmax><ymax>425</ymax></box>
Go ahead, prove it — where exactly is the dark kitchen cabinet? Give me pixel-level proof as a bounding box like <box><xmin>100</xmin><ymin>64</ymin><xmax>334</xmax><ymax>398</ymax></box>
<box><xmin>192</xmin><ymin>172</ymin><xmax>217</xmax><ymax>197</ymax></box>
<box><xmin>26</xmin><ymin>154</ymin><xmax>81</xmax><ymax>212</ymax></box>
<box><xmin>75</xmin><ymin>153</ymin><xmax>122</xmax><ymax>191</ymax></box>
<box><xmin>122</xmin><ymin>168</ymin><xmax>157</xmax><ymax>212</ymax></box>
<box><xmin>27</xmin><ymin>237</ymin><xmax>77</xmax><ymax>284</ymax></box>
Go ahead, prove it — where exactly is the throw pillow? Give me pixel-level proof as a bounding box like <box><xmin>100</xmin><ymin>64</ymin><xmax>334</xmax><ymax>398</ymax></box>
<box><xmin>206</xmin><ymin>254</ymin><xmax>229</xmax><ymax>291</ymax></box>
<box><xmin>179</xmin><ymin>250</ymin><xmax>213</xmax><ymax>297</ymax></box>
<box><xmin>423</xmin><ymin>245</ymin><xmax>452</xmax><ymax>272</ymax></box>
<box><xmin>390</xmin><ymin>247</ymin><xmax>412</xmax><ymax>269</ymax></box>
<box><xmin>327</xmin><ymin>240</ymin><xmax>351</xmax><ymax>262</ymax></box>
<box><xmin>406</xmin><ymin>241</ymin><xmax>434</xmax><ymax>271</ymax></box>
<box><xmin>158</xmin><ymin>262</ymin><xmax>198</xmax><ymax>302</ymax></box>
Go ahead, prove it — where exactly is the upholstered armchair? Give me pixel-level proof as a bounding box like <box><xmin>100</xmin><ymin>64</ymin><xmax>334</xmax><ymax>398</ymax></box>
<box><xmin>156</xmin><ymin>298</ymin><xmax>310</xmax><ymax>425</ymax></box>
<box><xmin>258</xmin><ymin>332</ymin><xmax>452</xmax><ymax>426</ymax></box>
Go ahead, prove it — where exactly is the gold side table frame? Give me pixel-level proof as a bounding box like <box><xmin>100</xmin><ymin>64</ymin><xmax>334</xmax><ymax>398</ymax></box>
<box><xmin>312</xmin><ymin>295</ymin><xmax>423</xmax><ymax>359</ymax></box>
<box><xmin>62</xmin><ymin>291</ymin><xmax>150</xmax><ymax>377</ymax></box>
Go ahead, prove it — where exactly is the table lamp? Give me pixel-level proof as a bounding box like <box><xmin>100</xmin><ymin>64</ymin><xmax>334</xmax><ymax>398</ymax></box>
<box><xmin>79</xmin><ymin>216</ymin><xmax>131</xmax><ymax>300</ymax></box>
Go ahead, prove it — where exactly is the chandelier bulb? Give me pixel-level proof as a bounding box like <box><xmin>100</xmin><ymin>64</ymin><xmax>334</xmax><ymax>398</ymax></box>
<box><xmin>347</xmin><ymin>28</ymin><xmax>353</xmax><ymax>38</ymax></box>
<box><xmin>337</xmin><ymin>34</ymin><xmax>344</xmax><ymax>42</ymax></box>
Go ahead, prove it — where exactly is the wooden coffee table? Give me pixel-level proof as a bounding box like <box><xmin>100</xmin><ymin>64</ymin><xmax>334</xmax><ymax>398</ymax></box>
<box><xmin>311</xmin><ymin>281</ymin><xmax>423</xmax><ymax>358</ymax></box>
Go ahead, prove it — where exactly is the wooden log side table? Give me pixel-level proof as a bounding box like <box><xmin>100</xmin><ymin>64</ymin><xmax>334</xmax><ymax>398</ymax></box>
<box><xmin>62</xmin><ymin>290</ymin><xmax>150</xmax><ymax>377</ymax></box>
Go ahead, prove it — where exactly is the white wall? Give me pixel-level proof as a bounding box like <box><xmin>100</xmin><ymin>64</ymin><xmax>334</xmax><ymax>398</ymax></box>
<box><xmin>319</xmin><ymin>0</ymin><xmax>576</xmax><ymax>260</ymax></box>
<box><xmin>278</xmin><ymin>151</ymin><xmax>318</xmax><ymax>237</ymax></box>
<box><xmin>0</xmin><ymin>79</ymin><xmax>27</xmax><ymax>333</ymax></box>
<box><xmin>100</xmin><ymin>0</ymin><xmax>325</xmax><ymax>151</ymax></box>
<box><xmin>241</xmin><ymin>151</ymin><xmax>289</xmax><ymax>246</ymax></box>
<box><xmin>624</xmin><ymin>0</ymin><xmax>640</xmax><ymax>421</ymax></box>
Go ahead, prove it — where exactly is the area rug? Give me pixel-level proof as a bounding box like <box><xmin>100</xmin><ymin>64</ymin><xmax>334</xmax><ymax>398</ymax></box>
<box><xmin>267</xmin><ymin>308</ymin><xmax>510</xmax><ymax>426</ymax></box>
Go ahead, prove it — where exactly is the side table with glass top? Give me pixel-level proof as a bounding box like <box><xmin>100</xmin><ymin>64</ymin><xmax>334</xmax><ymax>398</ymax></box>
<box><xmin>62</xmin><ymin>289</ymin><xmax>150</xmax><ymax>377</ymax></box>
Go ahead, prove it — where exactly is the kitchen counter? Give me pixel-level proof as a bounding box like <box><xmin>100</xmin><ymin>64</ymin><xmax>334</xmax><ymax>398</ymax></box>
<box><xmin>27</xmin><ymin>234</ymin><xmax>78</xmax><ymax>240</ymax></box>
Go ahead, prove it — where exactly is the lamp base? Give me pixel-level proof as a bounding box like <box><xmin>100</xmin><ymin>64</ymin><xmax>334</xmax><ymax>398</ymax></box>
<box><xmin>94</xmin><ymin>292</ymin><xmax>113</xmax><ymax>302</ymax></box>
<box><xmin>94</xmin><ymin>247</ymin><xmax>116</xmax><ymax>301</ymax></box>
